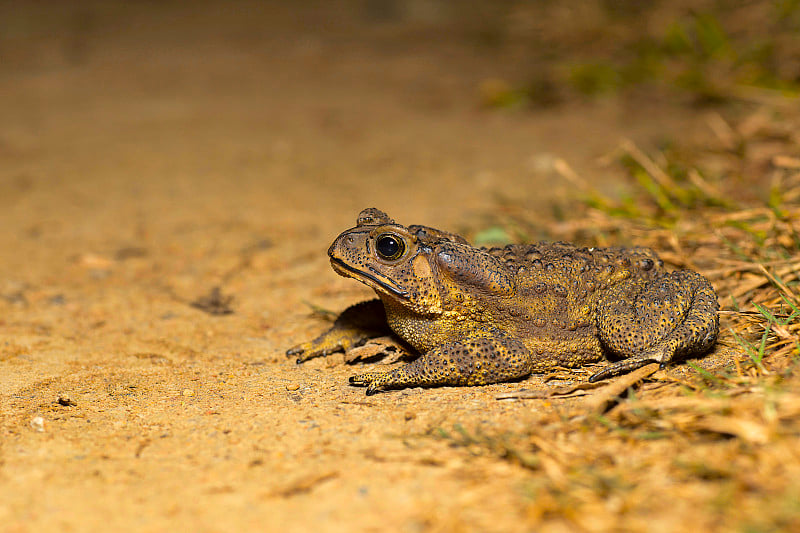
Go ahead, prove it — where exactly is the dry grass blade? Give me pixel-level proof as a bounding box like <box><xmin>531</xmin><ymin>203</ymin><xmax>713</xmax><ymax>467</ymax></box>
<box><xmin>705</xmin><ymin>112</ymin><xmax>739</xmax><ymax>151</ymax></box>
<box><xmin>608</xmin><ymin>384</ymin><xmax>800</xmax><ymax>444</ymax></box>
<box><xmin>269</xmin><ymin>471</ymin><xmax>339</xmax><ymax>498</ymax></box>
<box><xmin>773</xmin><ymin>155</ymin><xmax>800</xmax><ymax>169</ymax></box>
<box><xmin>693</xmin><ymin>415</ymin><xmax>770</xmax><ymax>444</ymax></box>
<box><xmin>618</xmin><ymin>138</ymin><xmax>681</xmax><ymax>192</ymax></box>
<box><xmin>757</xmin><ymin>263</ymin><xmax>799</xmax><ymax>301</ymax></box>
<box><xmin>496</xmin><ymin>381</ymin><xmax>605</xmax><ymax>400</ymax></box>
<box><xmin>687</xmin><ymin>168</ymin><xmax>725</xmax><ymax>200</ymax></box>
<box><xmin>553</xmin><ymin>157</ymin><xmax>593</xmax><ymax>192</ymax></box>
<box><xmin>585</xmin><ymin>363</ymin><xmax>660</xmax><ymax>413</ymax></box>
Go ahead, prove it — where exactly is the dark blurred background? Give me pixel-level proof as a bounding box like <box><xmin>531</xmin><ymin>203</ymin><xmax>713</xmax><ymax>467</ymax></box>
<box><xmin>1</xmin><ymin>0</ymin><xmax>798</xmax><ymax>233</ymax></box>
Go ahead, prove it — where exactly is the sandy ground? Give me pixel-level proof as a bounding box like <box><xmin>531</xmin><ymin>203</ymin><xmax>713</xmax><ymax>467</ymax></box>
<box><xmin>1</xmin><ymin>2</ymin><xmax>720</xmax><ymax>532</ymax></box>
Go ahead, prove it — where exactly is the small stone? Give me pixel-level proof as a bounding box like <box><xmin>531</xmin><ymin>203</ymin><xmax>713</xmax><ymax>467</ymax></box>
<box><xmin>78</xmin><ymin>253</ymin><xmax>114</xmax><ymax>269</ymax></box>
<box><xmin>286</xmin><ymin>384</ymin><xmax>300</xmax><ymax>391</ymax></box>
<box><xmin>182</xmin><ymin>389</ymin><xmax>195</xmax><ymax>397</ymax></box>
<box><xmin>30</xmin><ymin>416</ymin><xmax>45</xmax><ymax>432</ymax></box>
<box><xmin>57</xmin><ymin>394</ymin><xmax>76</xmax><ymax>406</ymax></box>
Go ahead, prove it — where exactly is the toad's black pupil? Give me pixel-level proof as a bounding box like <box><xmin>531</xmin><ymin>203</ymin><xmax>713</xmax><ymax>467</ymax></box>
<box><xmin>376</xmin><ymin>235</ymin><xmax>403</xmax><ymax>259</ymax></box>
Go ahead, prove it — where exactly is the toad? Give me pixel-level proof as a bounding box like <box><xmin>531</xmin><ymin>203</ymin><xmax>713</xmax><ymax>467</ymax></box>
<box><xmin>287</xmin><ymin>208</ymin><xmax>719</xmax><ymax>394</ymax></box>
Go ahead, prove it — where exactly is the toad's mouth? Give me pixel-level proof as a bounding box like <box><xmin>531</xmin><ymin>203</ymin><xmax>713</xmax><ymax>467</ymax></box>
<box><xmin>330</xmin><ymin>258</ymin><xmax>409</xmax><ymax>299</ymax></box>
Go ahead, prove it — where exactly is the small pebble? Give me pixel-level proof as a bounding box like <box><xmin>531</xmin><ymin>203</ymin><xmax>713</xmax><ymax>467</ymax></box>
<box><xmin>182</xmin><ymin>389</ymin><xmax>195</xmax><ymax>397</ymax></box>
<box><xmin>30</xmin><ymin>416</ymin><xmax>45</xmax><ymax>432</ymax></box>
<box><xmin>57</xmin><ymin>395</ymin><xmax>76</xmax><ymax>406</ymax></box>
<box><xmin>286</xmin><ymin>384</ymin><xmax>300</xmax><ymax>391</ymax></box>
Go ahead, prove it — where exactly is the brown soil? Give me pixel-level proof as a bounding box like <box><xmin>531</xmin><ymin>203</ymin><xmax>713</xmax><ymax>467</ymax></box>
<box><xmin>0</xmin><ymin>2</ymin><xmax>765</xmax><ymax>532</ymax></box>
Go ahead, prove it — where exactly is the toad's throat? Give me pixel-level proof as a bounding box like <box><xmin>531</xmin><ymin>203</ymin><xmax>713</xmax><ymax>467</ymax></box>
<box><xmin>329</xmin><ymin>258</ymin><xmax>409</xmax><ymax>298</ymax></box>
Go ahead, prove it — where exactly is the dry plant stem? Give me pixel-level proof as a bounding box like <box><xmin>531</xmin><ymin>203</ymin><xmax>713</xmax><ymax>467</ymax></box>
<box><xmin>619</xmin><ymin>138</ymin><xmax>681</xmax><ymax>191</ymax></box>
<box><xmin>495</xmin><ymin>381</ymin><xmax>606</xmax><ymax>400</ymax></box>
<box><xmin>270</xmin><ymin>471</ymin><xmax>339</xmax><ymax>498</ymax></box>
<box><xmin>705</xmin><ymin>112</ymin><xmax>739</xmax><ymax>150</ymax></box>
<box><xmin>757</xmin><ymin>264</ymin><xmax>799</xmax><ymax>301</ymax></box>
<box><xmin>772</xmin><ymin>155</ymin><xmax>800</xmax><ymax>169</ymax></box>
<box><xmin>687</xmin><ymin>168</ymin><xmax>725</xmax><ymax>199</ymax></box>
<box><xmin>585</xmin><ymin>362</ymin><xmax>661</xmax><ymax>413</ymax></box>
<box><xmin>553</xmin><ymin>157</ymin><xmax>592</xmax><ymax>191</ymax></box>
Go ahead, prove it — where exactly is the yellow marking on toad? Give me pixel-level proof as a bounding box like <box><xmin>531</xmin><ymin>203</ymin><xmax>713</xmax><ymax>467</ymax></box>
<box><xmin>412</xmin><ymin>253</ymin><xmax>431</xmax><ymax>279</ymax></box>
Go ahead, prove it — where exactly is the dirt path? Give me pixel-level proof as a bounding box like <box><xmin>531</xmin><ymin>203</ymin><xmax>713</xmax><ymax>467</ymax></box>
<box><xmin>1</xmin><ymin>3</ymin><xmax>716</xmax><ymax>531</ymax></box>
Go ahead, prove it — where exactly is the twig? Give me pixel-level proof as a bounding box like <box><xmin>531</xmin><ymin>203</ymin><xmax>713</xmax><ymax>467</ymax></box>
<box><xmin>585</xmin><ymin>363</ymin><xmax>661</xmax><ymax>413</ymax></box>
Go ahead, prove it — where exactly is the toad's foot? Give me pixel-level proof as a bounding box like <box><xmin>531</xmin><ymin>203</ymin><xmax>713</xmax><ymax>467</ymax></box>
<box><xmin>287</xmin><ymin>300</ymin><xmax>389</xmax><ymax>363</ymax></box>
<box><xmin>348</xmin><ymin>336</ymin><xmax>532</xmax><ymax>395</ymax></box>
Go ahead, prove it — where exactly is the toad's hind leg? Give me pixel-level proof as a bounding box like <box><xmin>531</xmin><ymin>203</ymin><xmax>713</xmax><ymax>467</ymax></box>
<box><xmin>349</xmin><ymin>336</ymin><xmax>532</xmax><ymax>395</ymax></box>
<box><xmin>591</xmin><ymin>270</ymin><xmax>719</xmax><ymax>382</ymax></box>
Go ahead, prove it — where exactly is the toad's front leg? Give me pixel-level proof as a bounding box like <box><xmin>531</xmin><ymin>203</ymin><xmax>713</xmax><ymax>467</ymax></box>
<box><xmin>286</xmin><ymin>300</ymin><xmax>391</xmax><ymax>363</ymax></box>
<box><xmin>349</xmin><ymin>335</ymin><xmax>532</xmax><ymax>395</ymax></box>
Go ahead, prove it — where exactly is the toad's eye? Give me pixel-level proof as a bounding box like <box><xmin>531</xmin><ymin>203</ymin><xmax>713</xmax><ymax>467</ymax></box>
<box><xmin>375</xmin><ymin>234</ymin><xmax>404</xmax><ymax>261</ymax></box>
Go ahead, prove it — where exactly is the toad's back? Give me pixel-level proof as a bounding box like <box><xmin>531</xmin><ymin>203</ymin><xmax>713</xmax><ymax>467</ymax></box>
<box><xmin>459</xmin><ymin>242</ymin><xmax>670</xmax><ymax>369</ymax></box>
